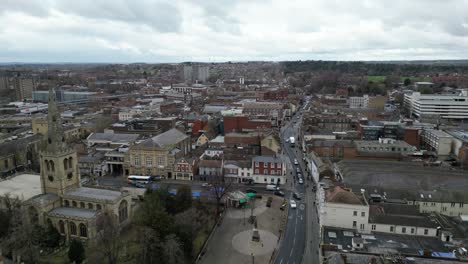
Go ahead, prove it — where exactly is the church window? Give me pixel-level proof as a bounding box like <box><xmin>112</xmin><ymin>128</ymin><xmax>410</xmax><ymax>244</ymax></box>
<box><xmin>48</xmin><ymin>175</ymin><xmax>54</xmax><ymax>182</ymax></box>
<box><xmin>79</xmin><ymin>223</ymin><xmax>87</xmax><ymax>237</ymax></box>
<box><xmin>67</xmin><ymin>172</ymin><xmax>73</xmax><ymax>179</ymax></box>
<box><xmin>70</xmin><ymin>222</ymin><xmax>77</xmax><ymax>235</ymax></box>
<box><xmin>88</xmin><ymin>203</ymin><xmax>93</xmax><ymax>210</ymax></box>
<box><xmin>68</xmin><ymin>157</ymin><xmax>72</xmax><ymax>170</ymax></box>
<box><xmin>59</xmin><ymin>220</ymin><xmax>65</xmax><ymax>234</ymax></box>
<box><xmin>65</xmin><ymin>200</ymin><xmax>70</xmax><ymax>207</ymax></box>
<box><xmin>72</xmin><ymin>201</ymin><xmax>77</xmax><ymax>207</ymax></box>
<box><xmin>80</xmin><ymin>202</ymin><xmax>85</xmax><ymax>208</ymax></box>
<box><xmin>64</xmin><ymin>158</ymin><xmax>68</xmax><ymax>170</ymax></box>
<box><xmin>45</xmin><ymin>160</ymin><xmax>50</xmax><ymax>171</ymax></box>
<box><xmin>96</xmin><ymin>204</ymin><xmax>102</xmax><ymax>210</ymax></box>
<box><xmin>119</xmin><ymin>200</ymin><xmax>128</xmax><ymax>223</ymax></box>
<box><xmin>50</xmin><ymin>161</ymin><xmax>55</xmax><ymax>172</ymax></box>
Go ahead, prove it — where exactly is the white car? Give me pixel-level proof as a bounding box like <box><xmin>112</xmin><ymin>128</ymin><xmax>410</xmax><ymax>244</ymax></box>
<box><xmin>294</xmin><ymin>159</ymin><xmax>298</xmax><ymax>165</ymax></box>
<box><xmin>290</xmin><ymin>200</ymin><xmax>297</xmax><ymax>209</ymax></box>
<box><xmin>298</xmin><ymin>178</ymin><xmax>304</xmax><ymax>184</ymax></box>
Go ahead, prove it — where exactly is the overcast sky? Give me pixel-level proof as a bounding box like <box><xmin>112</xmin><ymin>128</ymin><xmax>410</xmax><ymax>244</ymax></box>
<box><xmin>1</xmin><ymin>0</ymin><xmax>468</xmax><ymax>63</ymax></box>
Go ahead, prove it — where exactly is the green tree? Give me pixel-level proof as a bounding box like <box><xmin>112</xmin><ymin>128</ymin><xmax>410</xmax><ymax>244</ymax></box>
<box><xmin>175</xmin><ymin>185</ymin><xmax>192</xmax><ymax>213</ymax></box>
<box><xmin>404</xmin><ymin>78</ymin><xmax>411</xmax><ymax>86</ymax></box>
<box><xmin>137</xmin><ymin>227</ymin><xmax>164</xmax><ymax>264</ymax></box>
<box><xmin>68</xmin><ymin>239</ymin><xmax>85</xmax><ymax>264</ymax></box>
<box><xmin>41</xmin><ymin>222</ymin><xmax>61</xmax><ymax>249</ymax></box>
<box><xmin>138</xmin><ymin>191</ymin><xmax>175</xmax><ymax>238</ymax></box>
<box><xmin>0</xmin><ymin>210</ymin><xmax>11</xmax><ymax>238</ymax></box>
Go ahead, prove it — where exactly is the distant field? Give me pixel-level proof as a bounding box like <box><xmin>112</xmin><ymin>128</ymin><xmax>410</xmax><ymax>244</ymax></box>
<box><xmin>367</xmin><ymin>76</ymin><xmax>386</xmax><ymax>82</ymax></box>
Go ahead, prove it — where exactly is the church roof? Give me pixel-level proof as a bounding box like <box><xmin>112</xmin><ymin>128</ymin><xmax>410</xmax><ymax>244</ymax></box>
<box><xmin>48</xmin><ymin>207</ymin><xmax>98</xmax><ymax>220</ymax></box>
<box><xmin>29</xmin><ymin>193</ymin><xmax>60</xmax><ymax>207</ymax></box>
<box><xmin>64</xmin><ymin>187</ymin><xmax>124</xmax><ymax>203</ymax></box>
<box><xmin>139</xmin><ymin>128</ymin><xmax>188</xmax><ymax>148</ymax></box>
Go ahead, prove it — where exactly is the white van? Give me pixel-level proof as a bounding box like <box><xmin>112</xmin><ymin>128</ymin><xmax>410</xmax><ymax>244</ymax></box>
<box><xmin>266</xmin><ymin>184</ymin><xmax>279</xmax><ymax>191</ymax></box>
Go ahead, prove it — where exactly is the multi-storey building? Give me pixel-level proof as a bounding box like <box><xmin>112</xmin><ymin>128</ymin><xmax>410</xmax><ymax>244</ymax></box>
<box><xmin>252</xmin><ymin>156</ymin><xmax>285</xmax><ymax>184</ymax></box>
<box><xmin>173</xmin><ymin>157</ymin><xmax>198</xmax><ymax>181</ymax></box>
<box><xmin>404</xmin><ymin>91</ymin><xmax>468</xmax><ymax>119</ymax></box>
<box><xmin>13</xmin><ymin>77</ymin><xmax>36</xmax><ymax>101</ymax></box>
<box><xmin>349</xmin><ymin>95</ymin><xmax>369</xmax><ymax>109</ymax></box>
<box><xmin>421</xmin><ymin>129</ymin><xmax>454</xmax><ymax>156</ymax></box>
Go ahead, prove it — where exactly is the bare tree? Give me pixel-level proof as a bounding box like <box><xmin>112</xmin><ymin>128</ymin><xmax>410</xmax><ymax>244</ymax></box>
<box><xmin>1</xmin><ymin>203</ymin><xmax>38</xmax><ymax>263</ymax></box>
<box><xmin>163</xmin><ymin>234</ymin><xmax>185</xmax><ymax>264</ymax></box>
<box><xmin>207</xmin><ymin>170</ymin><xmax>234</xmax><ymax>218</ymax></box>
<box><xmin>95</xmin><ymin>213</ymin><xmax>123</xmax><ymax>264</ymax></box>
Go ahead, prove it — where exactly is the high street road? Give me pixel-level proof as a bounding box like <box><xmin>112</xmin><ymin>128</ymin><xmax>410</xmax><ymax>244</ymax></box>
<box><xmin>275</xmin><ymin>100</ymin><xmax>320</xmax><ymax>264</ymax></box>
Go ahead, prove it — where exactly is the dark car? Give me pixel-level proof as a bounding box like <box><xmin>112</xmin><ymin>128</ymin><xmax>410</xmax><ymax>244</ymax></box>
<box><xmin>246</xmin><ymin>189</ymin><xmax>257</xmax><ymax>194</ymax></box>
<box><xmin>274</xmin><ymin>190</ymin><xmax>285</xmax><ymax>197</ymax></box>
<box><xmin>293</xmin><ymin>192</ymin><xmax>301</xmax><ymax>200</ymax></box>
<box><xmin>266</xmin><ymin>197</ymin><xmax>273</xmax><ymax>207</ymax></box>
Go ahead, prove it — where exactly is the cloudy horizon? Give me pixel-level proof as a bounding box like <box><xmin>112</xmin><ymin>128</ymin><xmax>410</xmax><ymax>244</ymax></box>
<box><xmin>1</xmin><ymin>0</ymin><xmax>468</xmax><ymax>63</ymax></box>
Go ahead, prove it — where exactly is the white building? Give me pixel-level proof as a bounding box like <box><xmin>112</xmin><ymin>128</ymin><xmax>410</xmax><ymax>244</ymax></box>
<box><xmin>320</xmin><ymin>186</ymin><xmax>369</xmax><ymax>232</ymax></box>
<box><xmin>349</xmin><ymin>95</ymin><xmax>369</xmax><ymax>109</ymax></box>
<box><xmin>404</xmin><ymin>91</ymin><xmax>468</xmax><ymax>119</ymax></box>
<box><xmin>368</xmin><ymin>203</ymin><xmax>438</xmax><ymax>237</ymax></box>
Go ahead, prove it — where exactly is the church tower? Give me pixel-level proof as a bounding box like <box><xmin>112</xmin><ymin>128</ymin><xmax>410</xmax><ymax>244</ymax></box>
<box><xmin>40</xmin><ymin>87</ymin><xmax>80</xmax><ymax>196</ymax></box>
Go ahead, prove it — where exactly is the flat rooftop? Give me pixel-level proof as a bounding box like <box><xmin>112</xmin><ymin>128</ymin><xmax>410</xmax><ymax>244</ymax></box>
<box><xmin>323</xmin><ymin>226</ymin><xmax>447</xmax><ymax>256</ymax></box>
<box><xmin>337</xmin><ymin>160</ymin><xmax>468</xmax><ymax>202</ymax></box>
<box><xmin>0</xmin><ymin>174</ymin><xmax>41</xmax><ymax>201</ymax></box>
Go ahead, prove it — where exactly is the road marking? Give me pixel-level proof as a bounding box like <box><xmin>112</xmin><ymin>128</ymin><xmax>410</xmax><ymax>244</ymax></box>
<box><xmin>290</xmin><ymin>248</ymin><xmax>294</xmax><ymax>257</ymax></box>
<box><xmin>279</xmin><ymin>259</ymin><xmax>283</xmax><ymax>264</ymax></box>
<box><xmin>293</xmin><ymin>237</ymin><xmax>296</xmax><ymax>245</ymax></box>
<box><xmin>300</xmin><ymin>215</ymin><xmax>303</xmax><ymax>221</ymax></box>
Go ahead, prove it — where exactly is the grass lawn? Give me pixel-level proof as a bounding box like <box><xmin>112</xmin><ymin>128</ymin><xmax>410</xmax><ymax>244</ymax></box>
<box><xmin>367</xmin><ymin>75</ymin><xmax>386</xmax><ymax>82</ymax></box>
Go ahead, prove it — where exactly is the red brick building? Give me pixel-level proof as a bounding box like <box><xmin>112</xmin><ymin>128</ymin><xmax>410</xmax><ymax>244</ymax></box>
<box><xmin>223</xmin><ymin>116</ymin><xmax>272</xmax><ymax>134</ymax></box>
<box><xmin>252</xmin><ymin>156</ymin><xmax>286</xmax><ymax>184</ymax></box>
<box><xmin>173</xmin><ymin>157</ymin><xmax>198</xmax><ymax>181</ymax></box>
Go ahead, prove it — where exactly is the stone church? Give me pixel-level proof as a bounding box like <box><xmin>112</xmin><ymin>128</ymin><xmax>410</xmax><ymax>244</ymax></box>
<box><xmin>25</xmin><ymin>87</ymin><xmax>132</xmax><ymax>241</ymax></box>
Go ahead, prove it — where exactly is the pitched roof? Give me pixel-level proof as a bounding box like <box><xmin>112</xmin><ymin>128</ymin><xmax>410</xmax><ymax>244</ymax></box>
<box><xmin>139</xmin><ymin>128</ymin><xmax>188</xmax><ymax>148</ymax></box>
<box><xmin>87</xmin><ymin>131</ymin><xmax>139</xmax><ymax>144</ymax></box>
<box><xmin>199</xmin><ymin>159</ymin><xmax>223</xmax><ymax>168</ymax></box>
<box><xmin>326</xmin><ymin>186</ymin><xmax>365</xmax><ymax>205</ymax></box>
<box><xmin>48</xmin><ymin>207</ymin><xmax>98</xmax><ymax>220</ymax></box>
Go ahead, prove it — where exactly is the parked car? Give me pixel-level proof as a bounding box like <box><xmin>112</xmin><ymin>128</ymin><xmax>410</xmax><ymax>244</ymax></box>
<box><xmin>202</xmin><ymin>183</ymin><xmax>212</xmax><ymax>187</ymax></box>
<box><xmin>280</xmin><ymin>202</ymin><xmax>286</xmax><ymax>211</ymax></box>
<box><xmin>294</xmin><ymin>159</ymin><xmax>298</xmax><ymax>165</ymax></box>
<box><xmin>296</xmin><ymin>167</ymin><xmax>300</xmax><ymax>173</ymax></box>
<box><xmin>298</xmin><ymin>178</ymin><xmax>304</xmax><ymax>184</ymax></box>
<box><xmin>290</xmin><ymin>200</ymin><xmax>297</xmax><ymax>209</ymax></box>
<box><xmin>246</xmin><ymin>189</ymin><xmax>257</xmax><ymax>194</ymax></box>
<box><xmin>266</xmin><ymin>184</ymin><xmax>279</xmax><ymax>191</ymax></box>
<box><xmin>274</xmin><ymin>190</ymin><xmax>285</xmax><ymax>197</ymax></box>
<box><xmin>293</xmin><ymin>192</ymin><xmax>301</xmax><ymax>200</ymax></box>
<box><xmin>266</xmin><ymin>197</ymin><xmax>273</xmax><ymax>207</ymax></box>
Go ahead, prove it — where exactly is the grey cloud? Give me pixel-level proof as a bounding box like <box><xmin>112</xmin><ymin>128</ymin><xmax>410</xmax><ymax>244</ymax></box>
<box><xmin>52</xmin><ymin>0</ymin><xmax>182</xmax><ymax>33</ymax></box>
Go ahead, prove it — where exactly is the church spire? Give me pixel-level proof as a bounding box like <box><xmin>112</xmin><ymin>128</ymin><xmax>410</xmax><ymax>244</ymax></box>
<box><xmin>46</xmin><ymin>87</ymin><xmax>66</xmax><ymax>152</ymax></box>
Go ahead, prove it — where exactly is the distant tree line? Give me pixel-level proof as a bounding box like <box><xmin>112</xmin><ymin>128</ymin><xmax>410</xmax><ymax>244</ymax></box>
<box><xmin>282</xmin><ymin>60</ymin><xmax>468</xmax><ymax>75</ymax></box>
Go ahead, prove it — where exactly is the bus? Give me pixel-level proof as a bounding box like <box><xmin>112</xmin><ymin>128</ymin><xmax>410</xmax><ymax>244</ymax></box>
<box><xmin>127</xmin><ymin>175</ymin><xmax>155</xmax><ymax>185</ymax></box>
